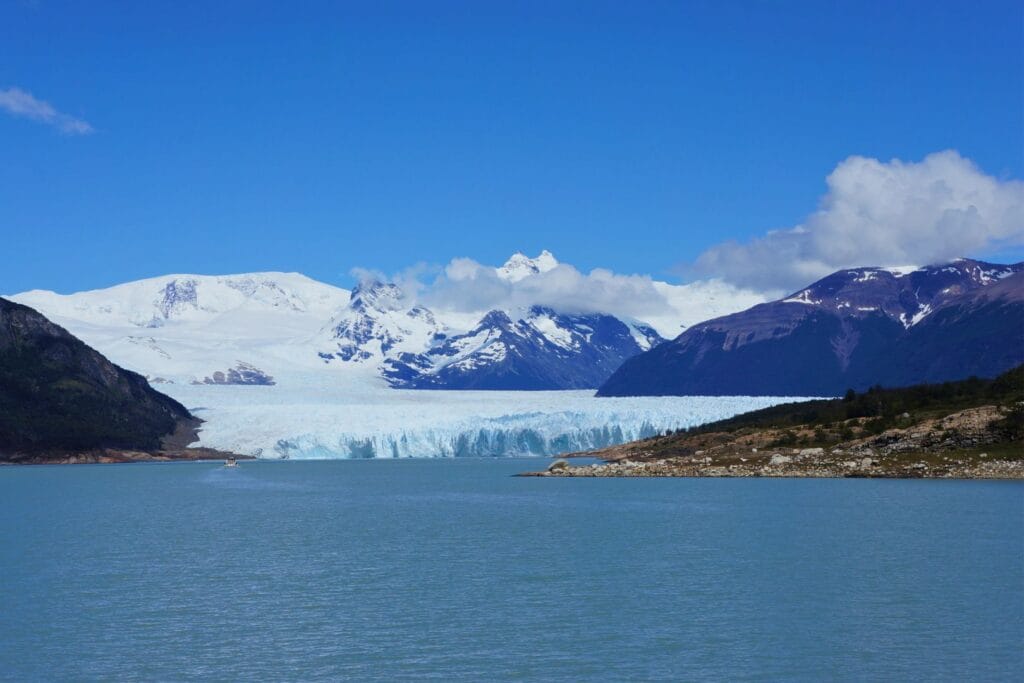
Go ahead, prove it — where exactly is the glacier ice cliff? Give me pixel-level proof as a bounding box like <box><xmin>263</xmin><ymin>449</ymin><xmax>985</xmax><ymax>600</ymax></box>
<box><xmin>273</xmin><ymin>413</ymin><xmax>664</xmax><ymax>459</ymax></box>
<box><xmin>161</xmin><ymin>378</ymin><xmax>815</xmax><ymax>459</ymax></box>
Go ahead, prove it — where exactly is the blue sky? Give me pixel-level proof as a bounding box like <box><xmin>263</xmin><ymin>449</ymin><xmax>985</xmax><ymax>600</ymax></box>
<box><xmin>2</xmin><ymin>1</ymin><xmax>1021</xmax><ymax>294</ymax></box>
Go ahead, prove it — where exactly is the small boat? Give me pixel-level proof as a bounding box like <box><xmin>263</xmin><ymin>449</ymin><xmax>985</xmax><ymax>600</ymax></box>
<box><xmin>224</xmin><ymin>457</ymin><xmax>239</xmax><ymax>468</ymax></box>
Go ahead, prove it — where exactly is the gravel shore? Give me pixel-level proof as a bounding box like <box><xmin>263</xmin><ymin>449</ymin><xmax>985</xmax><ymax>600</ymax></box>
<box><xmin>521</xmin><ymin>404</ymin><xmax>1023</xmax><ymax>479</ymax></box>
<box><xmin>522</xmin><ymin>453</ymin><xmax>1024</xmax><ymax>479</ymax></box>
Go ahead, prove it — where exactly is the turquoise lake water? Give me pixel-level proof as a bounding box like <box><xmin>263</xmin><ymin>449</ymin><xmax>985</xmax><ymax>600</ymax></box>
<box><xmin>1</xmin><ymin>459</ymin><xmax>1022</xmax><ymax>681</ymax></box>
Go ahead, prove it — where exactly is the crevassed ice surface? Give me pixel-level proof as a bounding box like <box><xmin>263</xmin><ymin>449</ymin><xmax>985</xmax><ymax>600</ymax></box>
<box><xmin>161</xmin><ymin>376</ymin><xmax>815</xmax><ymax>459</ymax></box>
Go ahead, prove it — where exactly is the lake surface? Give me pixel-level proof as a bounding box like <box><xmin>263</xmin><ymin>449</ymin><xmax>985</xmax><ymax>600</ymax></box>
<box><xmin>1</xmin><ymin>460</ymin><xmax>1022</xmax><ymax>681</ymax></box>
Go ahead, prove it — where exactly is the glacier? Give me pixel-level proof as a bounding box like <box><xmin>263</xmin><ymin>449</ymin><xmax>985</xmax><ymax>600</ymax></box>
<box><xmin>160</xmin><ymin>376</ymin><xmax>816</xmax><ymax>459</ymax></box>
<box><xmin>5</xmin><ymin>260</ymin><xmax>792</xmax><ymax>459</ymax></box>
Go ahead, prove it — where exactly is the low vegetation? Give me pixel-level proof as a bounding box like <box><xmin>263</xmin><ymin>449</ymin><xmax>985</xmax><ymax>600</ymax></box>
<box><xmin>541</xmin><ymin>366</ymin><xmax>1024</xmax><ymax>478</ymax></box>
<box><xmin>652</xmin><ymin>364</ymin><xmax>1024</xmax><ymax>450</ymax></box>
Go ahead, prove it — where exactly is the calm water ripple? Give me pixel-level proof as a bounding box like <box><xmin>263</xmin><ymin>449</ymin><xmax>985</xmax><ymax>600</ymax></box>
<box><xmin>1</xmin><ymin>459</ymin><xmax>1022</xmax><ymax>681</ymax></box>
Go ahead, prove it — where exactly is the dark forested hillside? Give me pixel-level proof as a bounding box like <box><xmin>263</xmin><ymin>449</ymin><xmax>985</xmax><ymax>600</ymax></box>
<box><xmin>0</xmin><ymin>297</ymin><xmax>193</xmax><ymax>456</ymax></box>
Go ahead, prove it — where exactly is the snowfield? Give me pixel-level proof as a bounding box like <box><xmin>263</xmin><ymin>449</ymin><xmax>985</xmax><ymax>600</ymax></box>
<box><xmin>159</xmin><ymin>376</ymin><xmax>813</xmax><ymax>459</ymax></box>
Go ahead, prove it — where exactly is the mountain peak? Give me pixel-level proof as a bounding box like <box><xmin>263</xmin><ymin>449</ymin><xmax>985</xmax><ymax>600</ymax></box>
<box><xmin>474</xmin><ymin>309</ymin><xmax>516</xmax><ymax>330</ymax></box>
<box><xmin>349</xmin><ymin>280</ymin><xmax>405</xmax><ymax>313</ymax></box>
<box><xmin>496</xmin><ymin>250</ymin><xmax>559</xmax><ymax>282</ymax></box>
<box><xmin>777</xmin><ymin>259</ymin><xmax>1023</xmax><ymax>322</ymax></box>
<box><xmin>598</xmin><ymin>258</ymin><xmax>1024</xmax><ymax>397</ymax></box>
<box><xmin>9</xmin><ymin>271</ymin><xmax>350</xmax><ymax>328</ymax></box>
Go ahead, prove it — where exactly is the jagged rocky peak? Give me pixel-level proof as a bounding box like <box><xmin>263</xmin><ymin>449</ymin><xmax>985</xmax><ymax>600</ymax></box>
<box><xmin>496</xmin><ymin>250</ymin><xmax>559</xmax><ymax>282</ymax></box>
<box><xmin>406</xmin><ymin>305</ymin><xmax>438</xmax><ymax>325</ymax></box>
<box><xmin>383</xmin><ymin>303</ymin><xmax>666</xmax><ymax>391</ymax></box>
<box><xmin>322</xmin><ymin>279</ymin><xmax>445</xmax><ymax>364</ymax></box>
<box><xmin>349</xmin><ymin>279</ymin><xmax>406</xmax><ymax>313</ymax></box>
<box><xmin>156</xmin><ymin>278</ymin><xmax>201</xmax><ymax>319</ymax></box>
<box><xmin>195</xmin><ymin>361</ymin><xmax>275</xmax><ymax>386</ymax></box>
<box><xmin>524</xmin><ymin>305</ymin><xmax>665</xmax><ymax>352</ymax></box>
<box><xmin>475</xmin><ymin>309</ymin><xmax>517</xmax><ymax>329</ymax></box>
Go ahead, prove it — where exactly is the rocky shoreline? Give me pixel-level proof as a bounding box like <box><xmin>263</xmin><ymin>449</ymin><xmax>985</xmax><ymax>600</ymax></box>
<box><xmin>0</xmin><ymin>446</ymin><xmax>253</xmax><ymax>466</ymax></box>
<box><xmin>522</xmin><ymin>453</ymin><xmax>1023</xmax><ymax>479</ymax></box>
<box><xmin>521</xmin><ymin>404</ymin><xmax>1023</xmax><ymax>480</ymax></box>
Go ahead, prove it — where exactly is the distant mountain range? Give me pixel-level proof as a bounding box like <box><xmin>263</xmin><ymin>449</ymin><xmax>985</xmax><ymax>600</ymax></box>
<box><xmin>10</xmin><ymin>271</ymin><xmax>352</xmax><ymax>387</ymax></box>
<box><xmin>380</xmin><ymin>306</ymin><xmax>662</xmax><ymax>390</ymax></box>
<box><xmin>0</xmin><ymin>297</ymin><xmax>193</xmax><ymax>457</ymax></box>
<box><xmin>598</xmin><ymin>259</ymin><xmax>1024</xmax><ymax>397</ymax></box>
<box><xmin>14</xmin><ymin>253</ymin><xmax>1016</xmax><ymax>397</ymax></box>
<box><xmin>11</xmin><ymin>252</ymin><xmax>754</xmax><ymax>391</ymax></box>
<box><xmin>313</xmin><ymin>252</ymin><xmax>665</xmax><ymax>389</ymax></box>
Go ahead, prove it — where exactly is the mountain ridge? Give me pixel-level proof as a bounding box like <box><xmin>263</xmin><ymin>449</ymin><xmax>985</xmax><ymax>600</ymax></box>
<box><xmin>0</xmin><ymin>297</ymin><xmax>196</xmax><ymax>458</ymax></box>
<box><xmin>8</xmin><ymin>253</ymin><xmax>704</xmax><ymax>390</ymax></box>
<box><xmin>598</xmin><ymin>259</ymin><xmax>1024</xmax><ymax>397</ymax></box>
<box><xmin>318</xmin><ymin>281</ymin><xmax>667</xmax><ymax>389</ymax></box>
<box><xmin>381</xmin><ymin>305</ymin><xmax>664</xmax><ymax>390</ymax></box>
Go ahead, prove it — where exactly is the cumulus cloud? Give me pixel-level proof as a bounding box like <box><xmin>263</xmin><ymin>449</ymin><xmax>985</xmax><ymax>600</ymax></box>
<box><xmin>695</xmin><ymin>150</ymin><xmax>1024</xmax><ymax>292</ymax></box>
<box><xmin>351</xmin><ymin>252</ymin><xmax>768</xmax><ymax>337</ymax></box>
<box><xmin>423</xmin><ymin>259</ymin><xmax>675</xmax><ymax>320</ymax></box>
<box><xmin>0</xmin><ymin>87</ymin><xmax>94</xmax><ymax>135</ymax></box>
<box><xmin>351</xmin><ymin>263</ymin><xmax>433</xmax><ymax>301</ymax></box>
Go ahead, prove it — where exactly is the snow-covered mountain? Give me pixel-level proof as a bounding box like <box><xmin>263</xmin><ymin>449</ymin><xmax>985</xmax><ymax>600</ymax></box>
<box><xmin>11</xmin><ymin>272</ymin><xmax>351</xmax><ymax>385</ymax></box>
<box><xmin>1</xmin><ymin>254</ymin><xmax>786</xmax><ymax>458</ymax></box>
<box><xmin>319</xmin><ymin>281</ymin><xmax>445</xmax><ymax>363</ymax></box>
<box><xmin>8</xmin><ymin>251</ymin><xmax>762</xmax><ymax>390</ymax></box>
<box><xmin>315</xmin><ymin>282</ymin><xmax>665</xmax><ymax>389</ymax></box>
<box><xmin>16</xmin><ymin>271</ymin><xmax>347</xmax><ymax>327</ymax></box>
<box><xmin>775</xmin><ymin>260</ymin><xmax>1020</xmax><ymax>327</ymax></box>
<box><xmin>311</xmin><ymin>252</ymin><xmax>671</xmax><ymax>389</ymax></box>
<box><xmin>599</xmin><ymin>258</ymin><xmax>1024</xmax><ymax>397</ymax></box>
<box><xmin>381</xmin><ymin>306</ymin><xmax>662</xmax><ymax>390</ymax></box>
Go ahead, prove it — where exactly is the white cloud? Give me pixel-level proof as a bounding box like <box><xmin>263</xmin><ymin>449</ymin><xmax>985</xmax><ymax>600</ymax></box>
<box><xmin>0</xmin><ymin>86</ymin><xmax>94</xmax><ymax>135</ymax></box>
<box><xmin>695</xmin><ymin>150</ymin><xmax>1024</xmax><ymax>292</ymax></box>
<box><xmin>425</xmin><ymin>259</ymin><xmax>672</xmax><ymax>318</ymax></box>
<box><xmin>412</xmin><ymin>254</ymin><xmax>765</xmax><ymax>337</ymax></box>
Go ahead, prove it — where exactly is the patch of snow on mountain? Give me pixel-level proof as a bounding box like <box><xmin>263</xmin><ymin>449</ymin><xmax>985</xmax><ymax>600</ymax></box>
<box><xmin>528</xmin><ymin>310</ymin><xmax>578</xmax><ymax>350</ymax></box>
<box><xmin>881</xmin><ymin>265</ymin><xmax>919</xmax><ymax>277</ymax></box>
<box><xmin>438</xmin><ymin>332</ymin><xmax>509</xmax><ymax>372</ymax></box>
<box><xmin>624</xmin><ymin>322</ymin><xmax>656</xmax><ymax>350</ymax></box>
<box><xmin>783</xmin><ymin>290</ymin><xmax>820</xmax><ymax>305</ymax></box>
<box><xmin>900</xmin><ymin>303</ymin><xmax>934</xmax><ymax>328</ymax></box>
<box><xmin>979</xmin><ymin>267</ymin><xmax>1014</xmax><ymax>283</ymax></box>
